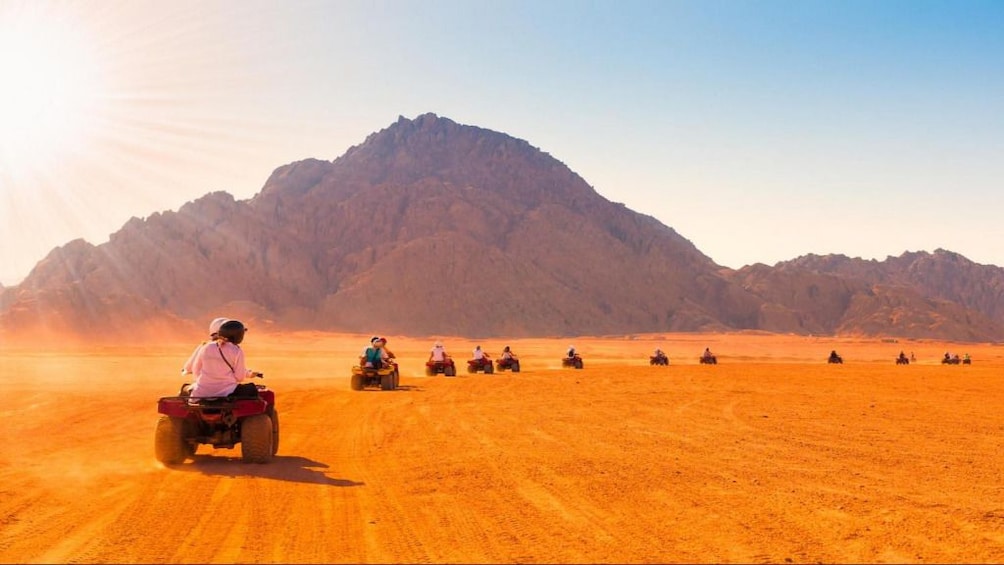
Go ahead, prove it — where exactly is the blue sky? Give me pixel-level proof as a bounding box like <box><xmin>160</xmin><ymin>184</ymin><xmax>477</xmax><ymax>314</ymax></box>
<box><xmin>1</xmin><ymin>0</ymin><xmax>1002</xmax><ymax>285</ymax></box>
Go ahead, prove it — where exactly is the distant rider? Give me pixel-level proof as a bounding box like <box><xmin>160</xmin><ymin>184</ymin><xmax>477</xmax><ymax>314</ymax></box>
<box><xmin>702</xmin><ymin>347</ymin><xmax>714</xmax><ymax>361</ymax></box>
<box><xmin>360</xmin><ymin>336</ymin><xmax>385</xmax><ymax>369</ymax></box>
<box><xmin>473</xmin><ymin>345</ymin><xmax>488</xmax><ymax>361</ymax></box>
<box><xmin>430</xmin><ymin>341</ymin><xmax>449</xmax><ymax>363</ymax></box>
<box><xmin>379</xmin><ymin>337</ymin><xmax>396</xmax><ymax>364</ymax></box>
<box><xmin>829</xmin><ymin>350</ymin><xmax>841</xmax><ymax>363</ymax></box>
<box><xmin>500</xmin><ymin>345</ymin><xmax>516</xmax><ymax>361</ymax></box>
<box><xmin>567</xmin><ymin>345</ymin><xmax>576</xmax><ymax>359</ymax></box>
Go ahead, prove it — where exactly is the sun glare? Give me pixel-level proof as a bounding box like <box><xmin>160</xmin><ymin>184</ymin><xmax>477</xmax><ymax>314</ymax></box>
<box><xmin>0</xmin><ymin>7</ymin><xmax>104</xmax><ymax>179</ymax></box>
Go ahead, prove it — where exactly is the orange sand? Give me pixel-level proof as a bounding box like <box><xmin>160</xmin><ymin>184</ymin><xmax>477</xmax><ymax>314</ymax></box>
<box><xmin>1</xmin><ymin>332</ymin><xmax>1003</xmax><ymax>563</ymax></box>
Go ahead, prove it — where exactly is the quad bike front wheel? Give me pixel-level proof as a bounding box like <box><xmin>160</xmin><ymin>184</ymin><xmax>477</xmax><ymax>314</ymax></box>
<box><xmin>444</xmin><ymin>365</ymin><xmax>456</xmax><ymax>377</ymax></box>
<box><xmin>574</xmin><ymin>359</ymin><xmax>584</xmax><ymax>369</ymax></box>
<box><xmin>485</xmin><ymin>363</ymin><xmax>494</xmax><ymax>375</ymax></box>
<box><xmin>154</xmin><ymin>416</ymin><xmax>189</xmax><ymax>465</ymax></box>
<box><xmin>511</xmin><ymin>361</ymin><xmax>520</xmax><ymax>373</ymax></box>
<box><xmin>241</xmin><ymin>414</ymin><xmax>274</xmax><ymax>464</ymax></box>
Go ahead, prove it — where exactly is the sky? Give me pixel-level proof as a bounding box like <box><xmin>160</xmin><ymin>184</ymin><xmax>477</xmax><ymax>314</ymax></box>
<box><xmin>1</xmin><ymin>0</ymin><xmax>1002</xmax><ymax>285</ymax></box>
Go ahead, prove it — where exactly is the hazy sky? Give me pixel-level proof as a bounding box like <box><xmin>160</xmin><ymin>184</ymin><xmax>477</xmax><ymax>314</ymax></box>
<box><xmin>1</xmin><ymin>0</ymin><xmax>1002</xmax><ymax>285</ymax></box>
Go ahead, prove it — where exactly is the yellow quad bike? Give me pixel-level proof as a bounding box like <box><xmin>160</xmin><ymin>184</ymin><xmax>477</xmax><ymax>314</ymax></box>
<box><xmin>351</xmin><ymin>361</ymin><xmax>400</xmax><ymax>391</ymax></box>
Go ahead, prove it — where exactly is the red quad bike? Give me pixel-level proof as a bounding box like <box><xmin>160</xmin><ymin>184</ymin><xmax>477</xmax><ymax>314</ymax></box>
<box><xmin>467</xmin><ymin>356</ymin><xmax>494</xmax><ymax>374</ymax></box>
<box><xmin>155</xmin><ymin>374</ymin><xmax>278</xmax><ymax>465</ymax></box>
<box><xmin>351</xmin><ymin>361</ymin><xmax>400</xmax><ymax>391</ymax></box>
<box><xmin>426</xmin><ymin>358</ymin><xmax>457</xmax><ymax>377</ymax></box>
<box><xmin>699</xmin><ymin>355</ymin><xmax>718</xmax><ymax>365</ymax></box>
<box><xmin>495</xmin><ymin>356</ymin><xmax>521</xmax><ymax>373</ymax></box>
<box><xmin>562</xmin><ymin>354</ymin><xmax>584</xmax><ymax>369</ymax></box>
<box><xmin>650</xmin><ymin>354</ymin><xmax>669</xmax><ymax>366</ymax></box>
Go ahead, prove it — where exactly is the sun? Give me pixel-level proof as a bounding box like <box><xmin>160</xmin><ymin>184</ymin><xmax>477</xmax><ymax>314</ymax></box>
<box><xmin>0</xmin><ymin>5</ymin><xmax>104</xmax><ymax>179</ymax></box>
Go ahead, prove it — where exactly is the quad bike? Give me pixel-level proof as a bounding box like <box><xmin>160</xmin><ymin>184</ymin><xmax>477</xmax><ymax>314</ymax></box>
<box><xmin>467</xmin><ymin>356</ymin><xmax>494</xmax><ymax>374</ymax></box>
<box><xmin>155</xmin><ymin>374</ymin><xmax>278</xmax><ymax>465</ymax></box>
<box><xmin>650</xmin><ymin>354</ymin><xmax>669</xmax><ymax>366</ymax></box>
<box><xmin>941</xmin><ymin>356</ymin><xmax>961</xmax><ymax>365</ymax></box>
<box><xmin>495</xmin><ymin>356</ymin><xmax>521</xmax><ymax>373</ymax></box>
<box><xmin>963</xmin><ymin>358</ymin><xmax>972</xmax><ymax>365</ymax></box>
<box><xmin>351</xmin><ymin>361</ymin><xmax>400</xmax><ymax>391</ymax></box>
<box><xmin>896</xmin><ymin>357</ymin><xmax>910</xmax><ymax>365</ymax></box>
<box><xmin>699</xmin><ymin>355</ymin><xmax>717</xmax><ymax>365</ymax></box>
<box><xmin>562</xmin><ymin>354</ymin><xmax>584</xmax><ymax>369</ymax></box>
<box><xmin>828</xmin><ymin>355</ymin><xmax>843</xmax><ymax>364</ymax></box>
<box><xmin>426</xmin><ymin>358</ymin><xmax>457</xmax><ymax>377</ymax></box>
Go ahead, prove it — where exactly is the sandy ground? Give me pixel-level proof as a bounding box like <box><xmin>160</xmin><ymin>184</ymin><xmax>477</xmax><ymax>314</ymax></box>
<box><xmin>2</xmin><ymin>332</ymin><xmax>1004</xmax><ymax>564</ymax></box>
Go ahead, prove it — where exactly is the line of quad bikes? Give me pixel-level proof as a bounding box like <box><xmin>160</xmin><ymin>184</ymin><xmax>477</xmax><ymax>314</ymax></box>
<box><xmin>154</xmin><ymin>349</ymin><xmax>971</xmax><ymax>467</ymax></box>
<box><xmin>827</xmin><ymin>353</ymin><xmax>973</xmax><ymax>365</ymax></box>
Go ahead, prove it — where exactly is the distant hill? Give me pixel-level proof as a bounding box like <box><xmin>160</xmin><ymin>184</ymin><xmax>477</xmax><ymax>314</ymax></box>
<box><xmin>1</xmin><ymin>113</ymin><xmax>1002</xmax><ymax>342</ymax></box>
<box><xmin>730</xmin><ymin>251</ymin><xmax>1004</xmax><ymax>341</ymax></box>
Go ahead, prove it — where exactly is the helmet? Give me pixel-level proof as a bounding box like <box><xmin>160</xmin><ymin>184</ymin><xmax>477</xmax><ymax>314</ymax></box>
<box><xmin>209</xmin><ymin>317</ymin><xmax>229</xmax><ymax>337</ymax></box>
<box><xmin>504</xmin><ymin>346</ymin><xmax>510</xmax><ymax>352</ymax></box>
<box><xmin>475</xmin><ymin>345</ymin><xmax>481</xmax><ymax>350</ymax></box>
<box><xmin>218</xmin><ymin>320</ymin><xmax>246</xmax><ymax>344</ymax></box>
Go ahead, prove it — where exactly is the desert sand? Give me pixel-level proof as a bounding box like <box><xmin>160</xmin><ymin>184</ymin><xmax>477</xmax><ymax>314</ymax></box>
<box><xmin>2</xmin><ymin>332</ymin><xmax>1004</xmax><ymax>563</ymax></box>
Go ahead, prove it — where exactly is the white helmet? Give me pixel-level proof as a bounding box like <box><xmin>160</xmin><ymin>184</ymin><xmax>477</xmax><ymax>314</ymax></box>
<box><xmin>209</xmin><ymin>317</ymin><xmax>229</xmax><ymax>336</ymax></box>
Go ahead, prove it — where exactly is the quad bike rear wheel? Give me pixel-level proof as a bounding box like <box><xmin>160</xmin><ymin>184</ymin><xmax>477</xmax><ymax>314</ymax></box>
<box><xmin>485</xmin><ymin>363</ymin><xmax>494</xmax><ymax>375</ymax></box>
<box><xmin>574</xmin><ymin>359</ymin><xmax>584</xmax><ymax>369</ymax></box>
<box><xmin>381</xmin><ymin>372</ymin><xmax>395</xmax><ymax>391</ymax></box>
<box><xmin>154</xmin><ymin>416</ymin><xmax>189</xmax><ymax>465</ymax></box>
<box><xmin>445</xmin><ymin>365</ymin><xmax>456</xmax><ymax>377</ymax></box>
<box><xmin>425</xmin><ymin>366</ymin><xmax>435</xmax><ymax>376</ymax></box>
<box><xmin>350</xmin><ymin>372</ymin><xmax>365</xmax><ymax>391</ymax></box>
<box><xmin>467</xmin><ymin>363</ymin><xmax>476</xmax><ymax>374</ymax></box>
<box><xmin>271</xmin><ymin>409</ymin><xmax>280</xmax><ymax>456</ymax></box>
<box><xmin>241</xmin><ymin>414</ymin><xmax>274</xmax><ymax>464</ymax></box>
<box><xmin>512</xmin><ymin>361</ymin><xmax>520</xmax><ymax>373</ymax></box>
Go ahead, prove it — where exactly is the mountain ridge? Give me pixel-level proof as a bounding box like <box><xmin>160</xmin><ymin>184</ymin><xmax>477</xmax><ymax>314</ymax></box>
<box><xmin>2</xmin><ymin>113</ymin><xmax>1002</xmax><ymax>343</ymax></box>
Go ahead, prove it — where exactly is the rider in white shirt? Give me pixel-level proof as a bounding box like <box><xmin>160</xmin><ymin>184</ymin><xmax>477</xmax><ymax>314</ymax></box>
<box><xmin>430</xmin><ymin>341</ymin><xmax>448</xmax><ymax>362</ymax></box>
<box><xmin>472</xmin><ymin>345</ymin><xmax>487</xmax><ymax>360</ymax></box>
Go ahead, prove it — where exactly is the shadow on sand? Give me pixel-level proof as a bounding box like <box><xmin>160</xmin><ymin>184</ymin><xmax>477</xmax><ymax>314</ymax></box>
<box><xmin>176</xmin><ymin>455</ymin><xmax>364</xmax><ymax>487</ymax></box>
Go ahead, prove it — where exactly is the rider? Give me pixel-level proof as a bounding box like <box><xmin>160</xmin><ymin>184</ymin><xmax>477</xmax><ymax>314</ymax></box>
<box><xmin>360</xmin><ymin>336</ymin><xmax>385</xmax><ymax>369</ymax></box>
<box><xmin>182</xmin><ymin>317</ymin><xmax>229</xmax><ymax>376</ymax></box>
<box><xmin>472</xmin><ymin>345</ymin><xmax>488</xmax><ymax>363</ymax></box>
<box><xmin>964</xmin><ymin>352</ymin><xmax>971</xmax><ymax>363</ymax></box>
<box><xmin>379</xmin><ymin>337</ymin><xmax>396</xmax><ymax>364</ymax></box>
<box><xmin>829</xmin><ymin>350</ymin><xmax>841</xmax><ymax>362</ymax></box>
<box><xmin>654</xmin><ymin>348</ymin><xmax>666</xmax><ymax>359</ymax></box>
<box><xmin>702</xmin><ymin>347</ymin><xmax>714</xmax><ymax>361</ymax></box>
<box><xmin>567</xmin><ymin>345</ymin><xmax>576</xmax><ymax>359</ymax></box>
<box><xmin>898</xmin><ymin>351</ymin><xmax>908</xmax><ymax>362</ymax></box>
<box><xmin>189</xmin><ymin>319</ymin><xmax>258</xmax><ymax>398</ymax></box>
<box><xmin>430</xmin><ymin>341</ymin><xmax>449</xmax><ymax>363</ymax></box>
<box><xmin>500</xmin><ymin>345</ymin><xmax>516</xmax><ymax>361</ymax></box>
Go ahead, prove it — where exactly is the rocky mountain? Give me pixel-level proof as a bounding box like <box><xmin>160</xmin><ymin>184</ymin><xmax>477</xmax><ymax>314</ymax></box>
<box><xmin>730</xmin><ymin>253</ymin><xmax>1004</xmax><ymax>341</ymax></box>
<box><xmin>1</xmin><ymin>113</ymin><xmax>1002</xmax><ymax>343</ymax></box>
